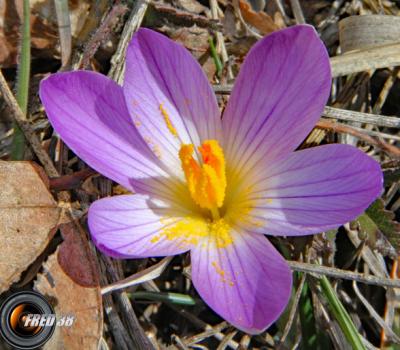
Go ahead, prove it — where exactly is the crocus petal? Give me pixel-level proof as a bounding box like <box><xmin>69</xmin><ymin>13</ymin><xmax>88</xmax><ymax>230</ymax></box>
<box><xmin>88</xmin><ymin>194</ymin><xmax>195</xmax><ymax>258</ymax></box>
<box><xmin>40</xmin><ymin>71</ymin><xmax>167</xmax><ymax>191</ymax></box>
<box><xmin>191</xmin><ymin>230</ymin><xmax>292</xmax><ymax>334</ymax></box>
<box><xmin>222</xmin><ymin>25</ymin><xmax>331</xmax><ymax>178</ymax></box>
<box><xmin>123</xmin><ymin>28</ymin><xmax>222</xmax><ymax>175</ymax></box>
<box><xmin>237</xmin><ymin>144</ymin><xmax>382</xmax><ymax>236</ymax></box>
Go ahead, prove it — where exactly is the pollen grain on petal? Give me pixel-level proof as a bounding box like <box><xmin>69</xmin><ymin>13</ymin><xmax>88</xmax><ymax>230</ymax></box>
<box><xmin>211</xmin><ymin>260</ymin><xmax>234</xmax><ymax>286</ymax></box>
<box><xmin>159</xmin><ymin>217</ymin><xmax>208</xmax><ymax>247</ymax></box>
<box><xmin>209</xmin><ymin>218</ymin><xmax>233</xmax><ymax>248</ymax></box>
<box><xmin>151</xmin><ymin>216</ymin><xmax>234</xmax><ymax>249</ymax></box>
<box><xmin>159</xmin><ymin>103</ymin><xmax>178</xmax><ymax>137</ymax></box>
<box><xmin>143</xmin><ymin>135</ymin><xmax>162</xmax><ymax>159</ymax></box>
<box><xmin>150</xmin><ymin>235</ymin><xmax>160</xmax><ymax>243</ymax></box>
<box><xmin>211</xmin><ymin>261</ymin><xmax>225</xmax><ymax>277</ymax></box>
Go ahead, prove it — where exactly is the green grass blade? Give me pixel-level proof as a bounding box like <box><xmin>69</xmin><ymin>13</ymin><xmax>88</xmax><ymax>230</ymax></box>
<box><xmin>208</xmin><ymin>36</ymin><xmax>223</xmax><ymax>77</ymax></box>
<box><xmin>299</xmin><ymin>279</ymin><xmax>331</xmax><ymax>350</ymax></box>
<box><xmin>320</xmin><ymin>275</ymin><xmax>366</xmax><ymax>350</ymax></box>
<box><xmin>130</xmin><ymin>291</ymin><xmax>197</xmax><ymax>306</ymax></box>
<box><xmin>11</xmin><ymin>0</ymin><xmax>31</xmax><ymax>160</ymax></box>
<box><xmin>299</xmin><ymin>281</ymin><xmax>318</xmax><ymax>349</ymax></box>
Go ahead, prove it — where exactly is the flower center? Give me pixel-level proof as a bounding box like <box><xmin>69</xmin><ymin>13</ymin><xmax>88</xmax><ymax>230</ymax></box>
<box><xmin>179</xmin><ymin>140</ymin><xmax>226</xmax><ymax>220</ymax></box>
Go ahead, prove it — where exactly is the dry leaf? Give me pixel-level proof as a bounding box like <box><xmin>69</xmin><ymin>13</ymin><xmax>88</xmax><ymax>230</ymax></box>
<box><xmin>174</xmin><ymin>0</ymin><xmax>208</xmax><ymax>15</ymax></box>
<box><xmin>223</xmin><ymin>4</ymin><xmax>238</xmax><ymax>40</ymax></box>
<box><xmin>339</xmin><ymin>15</ymin><xmax>400</xmax><ymax>53</ymax></box>
<box><xmin>238</xmin><ymin>0</ymin><xmax>279</xmax><ymax>35</ymax></box>
<box><xmin>168</xmin><ymin>26</ymin><xmax>210</xmax><ymax>59</ymax></box>
<box><xmin>0</xmin><ymin>0</ymin><xmax>95</xmax><ymax>67</ymax></box>
<box><xmin>0</xmin><ymin>161</ymin><xmax>60</xmax><ymax>292</ymax></box>
<box><xmin>0</xmin><ymin>0</ymin><xmax>58</xmax><ymax>67</ymax></box>
<box><xmin>58</xmin><ymin>222</ymin><xmax>100</xmax><ymax>288</ymax></box>
<box><xmin>35</xmin><ymin>249</ymin><xmax>103</xmax><ymax>350</ymax></box>
<box><xmin>166</xmin><ymin>26</ymin><xmax>216</xmax><ymax>79</ymax></box>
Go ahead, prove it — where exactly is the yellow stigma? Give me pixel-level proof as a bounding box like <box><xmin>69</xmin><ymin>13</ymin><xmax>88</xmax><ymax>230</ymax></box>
<box><xmin>179</xmin><ymin>140</ymin><xmax>227</xmax><ymax>213</ymax></box>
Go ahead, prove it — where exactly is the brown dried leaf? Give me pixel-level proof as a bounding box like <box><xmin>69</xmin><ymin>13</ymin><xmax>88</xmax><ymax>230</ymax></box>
<box><xmin>168</xmin><ymin>26</ymin><xmax>210</xmax><ymax>59</ymax></box>
<box><xmin>238</xmin><ymin>0</ymin><xmax>279</xmax><ymax>35</ymax></box>
<box><xmin>0</xmin><ymin>1</ymin><xmax>22</xmax><ymax>67</ymax></box>
<box><xmin>223</xmin><ymin>5</ymin><xmax>238</xmax><ymax>40</ymax></box>
<box><xmin>174</xmin><ymin>0</ymin><xmax>208</xmax><ymax>15</ymax></box>
<box><xmin>0</xmin><ymin>0</ymin><xmax>95</xmax><ymax>67</ymax></box>
<box><xmin>35</xmin><ymin>249</ymin><xmax>103</xmax><ymax>350</ymax></box>
<box><xmin>339</xmin><ymin>15</ymin><xmax>400</xmax><ymax>53</ymax></box>
<box><xmin>0</xmin><ymin>161</ymin><xmax>60</xmax><ymax>292</ymax></box>
<box><xmin>58</xmin><ymin>222</ymin><xmax>100</xmax><ymax>288</ymax></box>
<box><xmin>0</xmin><ymin>0</ymin><xmax>58</xmax><ymax>67</ymax></box>
<box><xmin>150</xmin><ymin>3</ymin><xmax>221</xmax><ymax>31</ymax></box>
<box><xmin>166</xmin><ymin>26</ymin><xmax>216</xmax><ymax>79</ymax></box>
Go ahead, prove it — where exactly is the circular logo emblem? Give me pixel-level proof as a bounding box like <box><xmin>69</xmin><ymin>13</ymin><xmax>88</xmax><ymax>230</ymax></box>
<box><xmin>0</xmin><ymin>291</ymin><xmax>55</xmax><ymax>349</ymax></box>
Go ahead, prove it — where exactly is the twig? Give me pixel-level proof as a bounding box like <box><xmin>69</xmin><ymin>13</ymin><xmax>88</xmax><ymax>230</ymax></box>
<box><xmin>321</xmin><ymin>119</ymin><xmax>400</xmax><ymax>141</ymax></box>
<box><xmin>287</xmin><ymin>261</ymin><xmax>400</xmax><ymax>289</ymax></box>
<box><xmin>184</xmin><ymin>322</ymin><xmax>229</xmax><ymax>346</ymax></box>
<box><xmin>381</xmin><ymin>260</ymin><xmax>398</xmax><ymax>346</ymax></box>
<box><xmin>100</xmin><ymin>255</ymin><xmax>155</xmax><ymax>350</ymax></box>
<box><xmin>216</xmin><ymin>331</ymin><xmax>237</xmax><ymax>350</ymax></box>
<box><xmin>101</xmin><ymin>256</ymin><xmax>173</xmax><ymax>294</ymax></box>
<box><xmin>317</xmin><ymin>0</ymin><xmax>345</xmax><ymax>31</ymax></box>
<box><xmin>0</xmin><ymin>71</ymin><xmax>59</xmax><ymax>177</ymax></box>
<box><xmin>279</xmin><ymin>272</ymin><xmax>306</xmax><ymax>345</ymax></box>
<box><xmin>273</xmin><ymin>0</ymin><xmax>290</xmax><ymax>25</ymax></box>
<box><xmin>372</xmin><ymin>67</ymin><xmax>400</xmax><ymax>114</ymax></box>
<box><xmin>79</xmin><ymin>4</ymin><xmax>129</xmax><ymax>69</ymax></box>
<box><xmin>49</xmin><ymin>168</ymin><xmax>96</xmax><ymax>190</ymax></box>
<box><xmin>150</xmin><ymin>2</ymin><xmax>221</xmax><ymax>30</ymax></box>
<box><xmin>108</xmin><ymin>0</ymin><xmax>150</xmax><ymax>83</ymax></box>
<box><xmin>98</xmin><ymin>257</ymin><xmax>133</xmax><ymax>350</ymax></box>
<box><xmin>289</xmin><ymin>0</ymin><xmax>306</xmax><ymax>24</ymax></box>
<box><xmin>173</xmin><ymin>335</ymin><xmax>191</xmax><ymax>350</ymax></box>
<box><xmin>330</xmin><ymin>42</ymin><xmax>400</xmax><ymax>77</ymax></box>
<box><xmin>323</xmin><ymin>106</ymin><xmax>400</xmax><ymax>128</ymax></box>
<box><xmin>170</xmin><ymin>304</ymin><xmax>239</xmax><ymax>349</ymax></box>
<box><xmin>316</xmin><ymin>120</ymin><xmax>400</xmax><ymax>158</ymax></box>
<box><xmin>352</xmin><ymin>280</ymin><xmax>400</xmax><ymax>343</ymax></box>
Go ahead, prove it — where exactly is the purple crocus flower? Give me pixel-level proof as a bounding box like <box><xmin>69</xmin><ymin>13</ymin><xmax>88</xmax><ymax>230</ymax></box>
<box><xmin>39</xmin><ymin>25</ymin><xmax>382</xmax><ymax>334</ymax></box>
